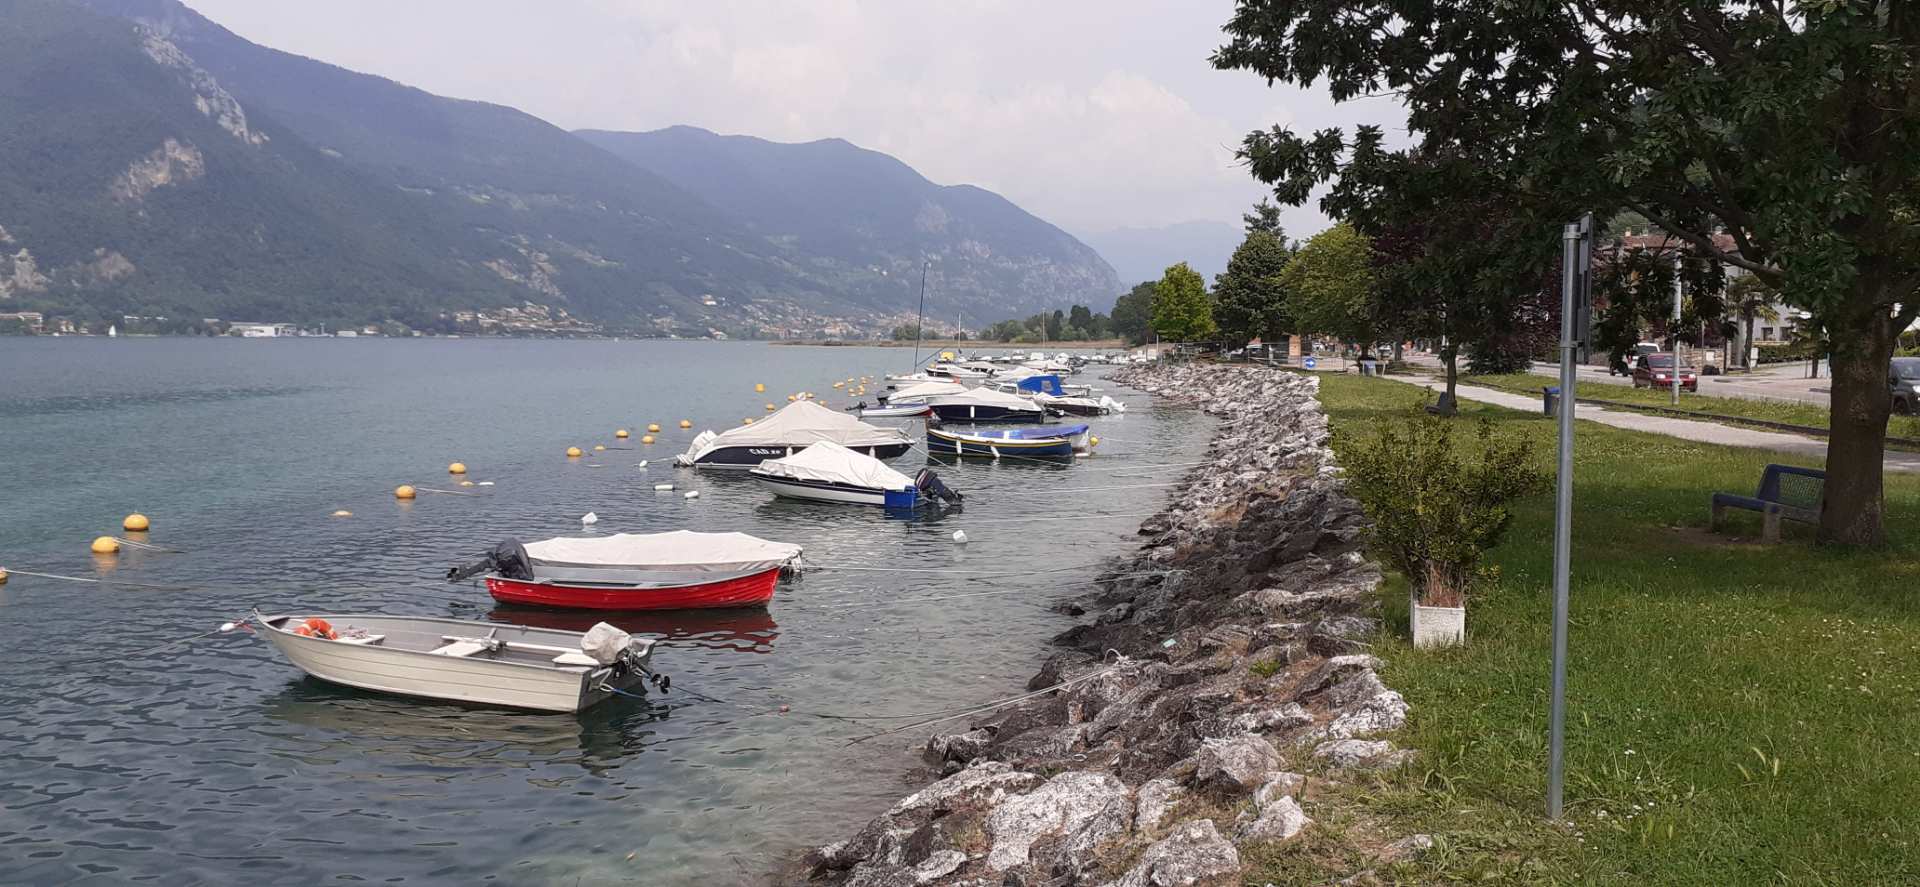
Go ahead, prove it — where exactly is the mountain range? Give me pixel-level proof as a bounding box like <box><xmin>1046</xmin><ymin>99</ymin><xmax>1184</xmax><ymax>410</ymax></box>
<box><xmin>0</xmin><ymin>0</ymin><xmax>1120</xmax><ymax>335</ymax></box>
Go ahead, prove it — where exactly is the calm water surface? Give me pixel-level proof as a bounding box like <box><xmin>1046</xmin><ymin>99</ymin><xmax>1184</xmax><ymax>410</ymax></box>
<box><xmin>0</xmin><ymin>339</ymin><xmax>1209</xmax><ymax>885</ymax></box>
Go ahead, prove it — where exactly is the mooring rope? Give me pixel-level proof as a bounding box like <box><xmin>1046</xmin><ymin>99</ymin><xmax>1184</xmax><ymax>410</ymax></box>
<box><xmin>0</xmin><ymin>568</ymin><xmax>199</xmax><ymax>590</ymax></box>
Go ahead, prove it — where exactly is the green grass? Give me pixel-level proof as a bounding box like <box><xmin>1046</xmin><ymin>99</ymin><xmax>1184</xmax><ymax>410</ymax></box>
<box><xmin>1260</xmin><ymin>373</ymin><xmax>1920</xmax><ymax>885</ymax></box>
<box><xmin>1459</xmin><ymin>371</ymin><xmax>1920</xmax><ymax>441</ymax></box>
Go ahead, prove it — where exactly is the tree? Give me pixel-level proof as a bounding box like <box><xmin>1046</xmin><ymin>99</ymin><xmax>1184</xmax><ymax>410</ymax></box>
<box><xmin>1213</xmin><ymin>231</ymin><xmax>1293</xmax><ymax>350</ymax></box>
<box><xmin>1725</xmin><ymin>275</ymin><xmax>1781</xmax><ymax>370</ymax></box>
<box><xmin>889</xmin><ymin>323</ymin><xmax>923</xmax><ymax>342</ymax></box>
<box><xmin>1213</xmin><ymin>2</ymin><xmax>1920</xmax><ymax>544</ymax></box>
<box><xmin>1244</xmin><ymin>199</ymin><xmax>1284</xmax><ymax>235</ymax></box>
<box><xmin>1279</xmin><ymin>224</ymin><xmax>1376</xmax><ymax>351</ymax></box>
<box><xmin>1150</xmin><ymin>263</ymin><xmax>1215</xmax><ymax>343</ymax></box>
<box><xmin>1046</xmin><ymin>309</ymin><xmax>1065</xmax><ymax>341</ymax></box>
<box><xmin>1068</xmin><ymin>304</ymin><xmax>1094</xmax><ymax>335</ymax></box>
<box><xmin>1111</xmin><ymin>281</ymin><xmax>1154</xmax><ymax>345</ymax></box>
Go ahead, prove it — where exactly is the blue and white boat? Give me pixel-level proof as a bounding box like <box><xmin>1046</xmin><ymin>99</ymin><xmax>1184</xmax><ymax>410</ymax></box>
<box><xmin>752</xmin><ymin>442</ymin><xmax>962</xmax><ymax>507</ymax></box>
<box><xmin>927</xmin><ymin>424</ymin><xmax>1092</xmax><ymax>459</ymax></box>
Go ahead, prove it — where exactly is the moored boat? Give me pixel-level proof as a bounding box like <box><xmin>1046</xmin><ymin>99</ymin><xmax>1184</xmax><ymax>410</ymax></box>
<box><xmin>676</xmin><ymin>400</ymin><xmax>911</xmax><ymax>469</ymax></box>
<box><xmin>448</xmin><ymin>531</ymin><xmax>803</xmax><ymax>610</ymax></box>
<box><xmin>925</xmin><ymin>387</ymin><xmax>1046</xmax><ymax>423</ymax></box>
<box><xmin>854</xmin><ymin>402</ymin><xmax>931</xmax><ymax>418</ymax></box>
<box><xmin>927</xmin><ymin>423</ymin><xmax>1092</xmax><ymax>458</ymax></box>
<box><xmin>751</xmin><ymin>441</ymin><xmax>963</xmax><ymax>507</ymax></box>
<box><xmin>252</xmin><ymin>611</ymin><xmax>667</xmax><ymax>713</ymax></box>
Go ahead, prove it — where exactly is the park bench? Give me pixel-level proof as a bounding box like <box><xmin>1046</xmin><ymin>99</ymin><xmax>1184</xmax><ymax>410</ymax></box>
<box><xmin>1710</xmin><ymin>463</ymin><xmax>1825</xmax><ymax>543</ymax></box>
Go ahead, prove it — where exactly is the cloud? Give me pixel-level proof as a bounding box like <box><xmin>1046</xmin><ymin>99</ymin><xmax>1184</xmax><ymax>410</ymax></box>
<box><xmin>184</xmin><ymin>0</ymin><xmax>1402</xmax><ymax>238</ymax></box>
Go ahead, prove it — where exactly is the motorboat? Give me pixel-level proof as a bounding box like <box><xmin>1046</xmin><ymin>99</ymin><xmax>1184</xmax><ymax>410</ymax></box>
<box><xmin>927</xmin><ymin>362</ymin><xmax>990</xmax><ymax>380</ymax></box>
<box><xmin>927</xmin><ymin>423</ymin><xmax>1093</xmax><ymax>459</ymax></box>
<box><xmin>448</xmin><ymin>531</ymin><xmax>803</xmax><ymax>610</ymax></box>
<box><xmin>752</xmin><ymin>441</ymin><xmax>963</xmax><ymax>507</ymax></box>
<box><xmin>251</xmin><ymin>611</ymin><xmax>668</xmax><ymax>712</ymax></box>
<box><xmin>1035</xmin><ymin>391</ymin><xmax>1125</xmax><ymax>416</ymax></box>
<box><xmin>853</xmin><ymin>402</ymin><xmax>931</xmax><ymax>418</ymax></box>
<box><xmin>676</xmin><ymin>400</ymin><xmax>912</xmax><ymax>469</ymax></box>
<box><xmin>884</xmin><ymin>379</ymin><xmax>967</xmax><ymax>404</ymax></box>
<box><xmin>925</xmin><ymin>387</ymin><xmax>1046</xmax><ymax>423</ymax></box>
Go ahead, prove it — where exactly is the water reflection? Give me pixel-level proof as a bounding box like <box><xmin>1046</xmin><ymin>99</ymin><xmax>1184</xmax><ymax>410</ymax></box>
<box><xmin>487</xmin><ymin>605</ymin><xmax>780</xmax><ymax>653</ymax></box>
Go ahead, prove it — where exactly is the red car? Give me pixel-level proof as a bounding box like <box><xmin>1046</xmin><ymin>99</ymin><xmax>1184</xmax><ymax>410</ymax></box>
<box><xmin>1631</xmin><ymin>352</ymin><xmax>1697</xmax><ymax>392</ymax></box>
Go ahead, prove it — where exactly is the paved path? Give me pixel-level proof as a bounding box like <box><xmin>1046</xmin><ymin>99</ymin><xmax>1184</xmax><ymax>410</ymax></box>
<box><xmin>1383</xmin><ymin>375</ymin><xmax>1920</xmax><ymax>473</ymax></box>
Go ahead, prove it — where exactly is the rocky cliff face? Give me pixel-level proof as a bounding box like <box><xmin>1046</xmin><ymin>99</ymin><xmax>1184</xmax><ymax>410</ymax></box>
<box><xmin>805</xmin><ymin>364</ymin><xmax>1427</xmax><ymax>886</ymax></box>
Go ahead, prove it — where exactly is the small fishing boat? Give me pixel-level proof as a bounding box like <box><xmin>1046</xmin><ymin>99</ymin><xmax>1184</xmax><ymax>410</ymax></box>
<box><xmin>926</xmin><ymin>387</ymin><xmax>1046</xmax><ymax>423</ymax></box>
<box><xmin>448</xmin><ymin>531</ymin><xmax>803</xmax><ymax>610</ymax></box>
<box><xmin>853</xmin><ymin>402</ymin><xmax>931</xmax><ymax>418</ymax></box>
<box><xmin>252</xmin><ymin>611</ymin><xmax>667</xmax><ymax>713</ymax></box>
<box><xmin>752</xmin><ymin>441</ymin><xmax>963</xmax><ymax>507</ymax></box>
<box><xmin>927</xmin><ymin>423</ymin><xmax>1093</xmax><ymax>458</ymax></box>
<box><xmin>676</xmin><ymin>400</ymin><xmax>912</xmax><ymax>469</ymax></box>
<box><xmin>927</xmin><ymin>363</ymin><xmax>990</xmax><ymax>380</ymax></box>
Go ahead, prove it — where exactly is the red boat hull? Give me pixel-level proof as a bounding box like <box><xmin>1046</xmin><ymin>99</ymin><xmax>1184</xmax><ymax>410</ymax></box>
<box><xmin>485</xmin><ymin>567</ymin><xmax>781</xmax><ymax>610</ymax></box>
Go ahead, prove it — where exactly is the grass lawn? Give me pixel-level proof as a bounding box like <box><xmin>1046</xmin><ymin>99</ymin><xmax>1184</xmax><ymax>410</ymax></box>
<box><xmin>1458</xmin><ymin>371</ymin><xmax>1920</xmax><ymax>442</ymax></box>
<box><xmin>1273</xmin><ymin>373</ymin><xmax>1920</xmax><ymax>885</ymax></box>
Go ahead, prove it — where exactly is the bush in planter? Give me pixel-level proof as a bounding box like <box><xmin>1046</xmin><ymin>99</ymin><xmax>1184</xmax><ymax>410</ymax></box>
<box><xmin>1337</xmin><ymin>406</ymin><xmax>1546</xmax><ymax>614</ymax></box>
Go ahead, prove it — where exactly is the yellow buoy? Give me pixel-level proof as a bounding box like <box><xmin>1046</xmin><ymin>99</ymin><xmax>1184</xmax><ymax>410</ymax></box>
<box><xmin>594</xmin><ymin>444</ymin><xmax>606</xmax><ymax>452</ymax></box>
<box><xmin>754</xmin><ymin>383</ymin><xmax>766</xmax><ymax>392</ymax></box>
<box><xmin>787</xmin><ymin>394</ymin><xmax>796</xmax><ymax>402</ymax></box>
<box><xmin>394</xmin><ymin>485</ymin><xmax>417</xmax><ymax>500</ymax></box>
<box><xmin>459</xmin><ymin>480</ymin><xmax>475</xmax><ymax>487</ymax></box>
<box><xmin>679</xmin><ymin>419</ymin><xmax>692</xmax><ymax>429</ymax></box>
<box><xmin>0</xmin><ymin>568</ymin><xmax>9</xmax><ymax>585</ymax></box>
<box><xmin>122</xmin><ymin>513</ymin><xmax>150</xmax><ymax>532</ymax></box>
<box><xmin>91</xmin><ymin>536</ymin><xmax>120</xmax><ymax>555</ymax></box>
<box><xmin>743</xmin><ymin>418</ymin><xmax>755</xmax><ymax>425</ymax></box>
<box><xmin>647</xmin><ymin>423</ymin><xmax>661</xmax><ymax>433</ymax></box>
<box><xmin>567</xmin><ymin>447</ymin><xmax>583</xmax><ymax>458</ymax></box>
<box><xmin>641</xmin><ymin>434</ymin><xmax>655</xmax><ymax>444</ymax></box>
<box><xmin>765</xmin><ymin>403</ymin><xmax>776</xmax><ymax>411</ymax></box>
<box><xmin>332</xmin><ymin>510</ymin><xmax>353</xmax><ymax>517</ymax></box>
<box><xmin>448</xmin><ymin>462</ymin><xmax>467</xmax><ymax>475</ymax></box>
<box><xmin>1090</xmin><ymin>436</ymin><xmax>1100</xmax><ymax>447</ymax></box>
<box><xmin>833</xmin><ymin>381</ymin><xmax>844</xmax><ymax>389</ymax></box>
<box><xmin>616</xmin><ymin>429</ymin><xmax>630</xmax><ymax>439</ymax></box>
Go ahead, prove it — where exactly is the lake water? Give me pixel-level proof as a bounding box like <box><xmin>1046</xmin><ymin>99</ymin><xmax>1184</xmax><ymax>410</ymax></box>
<box><xmin>0</xmin><ymin>338</ymin><xmax>1210</xmax><ymax>885</ymax></box>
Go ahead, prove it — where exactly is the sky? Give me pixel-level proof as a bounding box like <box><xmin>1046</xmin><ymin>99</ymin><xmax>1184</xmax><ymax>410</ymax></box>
<box><xmin>183</xmin><ymin>0</ymin><xmax>1405</xmax><ymax>242</ymax></box>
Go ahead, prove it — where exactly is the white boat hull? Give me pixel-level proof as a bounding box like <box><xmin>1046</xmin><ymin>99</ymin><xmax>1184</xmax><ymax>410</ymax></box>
<box><xmin>258</xmin><ymin>614</ymin><xmax>651</xmax><ymax>713</ymax></box>
<box><xmin>752</xmin><ymin>475</ymin><xmax>895</xmax><ymax>506</ymax></box>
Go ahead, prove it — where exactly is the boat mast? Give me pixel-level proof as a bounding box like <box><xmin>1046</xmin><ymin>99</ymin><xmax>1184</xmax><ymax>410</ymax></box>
<box><xmin>911</xmin><ymin>259</ymin><xmax>930</xmax><ymax>371</ymax></box>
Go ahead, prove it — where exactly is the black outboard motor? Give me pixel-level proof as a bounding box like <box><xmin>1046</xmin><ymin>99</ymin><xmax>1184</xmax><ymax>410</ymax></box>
<box><xmin>446</xmin><ymin>538</ymin><xmax>535</xmax><ymax>582</ymax></box>
<box><xmin>915</xmin><ymin>468</ymin><xmax>964</xmax><ymax>505</ymax></box>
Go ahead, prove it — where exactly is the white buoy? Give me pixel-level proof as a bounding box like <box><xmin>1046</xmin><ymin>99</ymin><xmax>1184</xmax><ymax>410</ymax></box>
<box><xmin>581</xmin><ymin>512</ymin><xmax>599</xmax><ymax>525</ymax></box>
<box><xmin>477</xmin><ymin>481</ymin><xmax>495</xmax><ymax>486</ymax></box>
<box><xmin>683</xmin><ymin>490</ymin><xmax>700</xmax><ymax>500</ymax></box>
<box><xmin>654</xmin><ymin>483</ymin><xmax>675</xmax><ymax>491</ymax></box>
<box><xmin>637</xmin><ymin>460</ymin><xmax>649</xmax><ymax>468</ymax></box>
<box><xmin>951</xmin><ymin>530</ymin><xmax>969</xmax><ymax>544</ymax></box>
<box><xmin>218</xmin><ymin>622</ymin><xmax>238</xmax><ymax>633</ymax></box>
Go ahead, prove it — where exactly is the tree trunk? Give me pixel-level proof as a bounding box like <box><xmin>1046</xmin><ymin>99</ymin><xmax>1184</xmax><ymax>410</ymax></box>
<box><xmin>1743</xmin><ymin>311</ymin><xmax>1756</xmax><ymax>370</ymax></box>
<box><xmin>1436</xmin><ymin>344</ymin><xmax>1460</xmax><ymax>415</ymax></box>
<box><xmin>1819</xmin><ymin>311</ymin><xmax>1896</xmax><ymax>546</ymax></box>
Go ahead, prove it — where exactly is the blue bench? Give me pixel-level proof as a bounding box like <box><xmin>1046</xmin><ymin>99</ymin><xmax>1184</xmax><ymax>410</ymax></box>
<box><xmin>1710</xmin><ymin>464</ymin><xmax>1825</xmax><ymax>543</ymax></box>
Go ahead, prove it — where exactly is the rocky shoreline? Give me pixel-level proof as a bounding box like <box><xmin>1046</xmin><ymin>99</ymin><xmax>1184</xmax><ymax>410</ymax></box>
<box><xmin>802</xmin><ymin>363</ymin><xmax>1425</xmax><ymax>886</ymax></box>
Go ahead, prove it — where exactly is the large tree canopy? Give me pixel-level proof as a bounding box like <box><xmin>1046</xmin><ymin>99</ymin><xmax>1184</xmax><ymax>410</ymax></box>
<box><xmin>1111</xmin><ymin>281</ymin><xmax>1154</xmax><ymax>345</ymax></box>
<box><xmin>1214</xmin><ymin>1</ymin><xmax>1920</xmax><ymax>545</ymax></box>
<box><xmin>1212</xmin><ymin>224</ymin><xmax>1294</xmax><ymax>349</ymax></box>
<box><xmin>1151</xmin><ymin>263</ymin><xmax>1216</xmax><ymax>343</ymax></box>
<box><xmin>1280</xmin><ymin>223</ymin><xmax>1377</xmax><ymax>348</ymax></box>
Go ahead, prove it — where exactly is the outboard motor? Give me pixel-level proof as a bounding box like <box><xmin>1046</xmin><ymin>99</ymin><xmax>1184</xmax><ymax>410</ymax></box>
<box><xmin>915</xmin><ymin>468</ymin><xmax>964</xmax><ymax>505</ymax></box>
<box><xmin>446</xmin><ymin>538</ymin><xmax>534</xmax><ymax>582</ymax></box>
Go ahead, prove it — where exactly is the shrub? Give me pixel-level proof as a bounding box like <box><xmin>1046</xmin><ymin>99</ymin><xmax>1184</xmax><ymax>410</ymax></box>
<box><xmin>1337</xmin><ymin>407</ymin><xmax>1547</xmax><ymax>606</ymax></box>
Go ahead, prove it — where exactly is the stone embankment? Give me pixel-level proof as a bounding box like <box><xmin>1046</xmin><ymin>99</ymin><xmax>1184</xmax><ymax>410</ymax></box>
<box><xmin>807</xmin><ymin>363</ymin><xmax>1423</xmax><ymax>886</ymax></box>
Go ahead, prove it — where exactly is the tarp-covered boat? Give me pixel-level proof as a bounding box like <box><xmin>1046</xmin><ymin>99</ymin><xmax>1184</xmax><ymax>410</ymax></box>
<box><xmin>927</xmin><ymin>423</ymin><xmax>1093</xmax><ymax>458</ymax></box>
<box><xmin>449</xmin><ymin>531</ymin><xmax>804</xmax><ymax>610</ymax></box>
<box><xmin>675</xmin><ymin>400</ymin><xmax>912</xmax><ymax>469</ymax></box>
<box><xmin>885</xmin><ymin>379</ymin><xmax>968</xmax><ymax>403</ymax></box>
<box><xmin>253</xmin><ymin>611</ymin><xmax>668</xmax><ymax>712</ymax></box>
<box><xmin>925</xmin><ymin>387</ymin><xmax>1046</xmax><ymax>423</ymax></box>
<box><xmin>751</xmin><ymin>441</ymin><xmax>962</xmax><ymax>507</ymax></box>
<box><xmin>1034</xmin><ymin>391</ymin><xmax>1125</xmax><ymax>416</ymax></box>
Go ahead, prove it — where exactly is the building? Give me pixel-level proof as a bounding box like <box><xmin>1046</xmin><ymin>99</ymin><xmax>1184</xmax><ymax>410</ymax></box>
<box><xmin>0</xmin><ymin>311</ymin><xmax>45</xmax><ymax>333</ymax></box>
<box><xmin>229</xmin><ymin>322</ymin><xmax>299</xmax><ymax>338</ymax></box>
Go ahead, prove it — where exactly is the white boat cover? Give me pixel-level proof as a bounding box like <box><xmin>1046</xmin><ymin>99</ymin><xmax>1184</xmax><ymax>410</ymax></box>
<box><xmin>928</xmin><ymin>387</ymin><xmax>1041</xmax><ymax>410</ymax></box>
<box><xmin>888</xmin><ymin>380</ymin><xmax>967</xmax><ymax>401</ymax></box>
<box><xmin>753</xmin><ymin>441</ymin><xmax>916</xmax><ymax>490</ymax></box>
<box><xmin>680</xmin><ymin>400</ymin><xmax>909</xmax><ymax>462</ymax></box>
<box><xmin>525</xmin><ymin>531</ymin><xmax>802</xmax><ymax>573</ymax></box>
<box><xmin>992</xmin><ymin>365</ymin><xmax>1040</xmax><ymax>381</ymax></box>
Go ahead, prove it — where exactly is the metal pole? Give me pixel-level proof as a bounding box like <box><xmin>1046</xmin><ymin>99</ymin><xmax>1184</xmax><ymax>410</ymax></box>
<box><xmin>911</xmin><ymin>260</ymin><xmax>929</xmax><ymax>371</ymax></box>
<box><xmin>1672</xmin><ymin>256</ymin><xmax>1682</xmax><ymax>405</ymax></box>
<box><xmin>1547</xmin><ymin>219</ymin><xmax>1581</xmax><ymax>820</ymax></box>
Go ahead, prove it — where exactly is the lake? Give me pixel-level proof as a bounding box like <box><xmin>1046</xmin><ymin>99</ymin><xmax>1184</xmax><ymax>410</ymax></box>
<box><xmin>0</xmin><ymin>338</ymin><xmax>1210</xmax><ymax>885</ymax></box>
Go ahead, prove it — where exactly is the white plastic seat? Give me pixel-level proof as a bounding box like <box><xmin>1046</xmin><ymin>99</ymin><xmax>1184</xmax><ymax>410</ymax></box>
<box><xmin>430</xmin><ymin>640</ymin><xmax>489</xmax><ymax>658</ymax></box>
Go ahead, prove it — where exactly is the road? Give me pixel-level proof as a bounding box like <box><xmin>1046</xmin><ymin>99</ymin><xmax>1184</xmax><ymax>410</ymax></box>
<box><xmin>1398</xmin><ymin>352</ymin><xmax>1834</xmax><ymax>407</ymax></box>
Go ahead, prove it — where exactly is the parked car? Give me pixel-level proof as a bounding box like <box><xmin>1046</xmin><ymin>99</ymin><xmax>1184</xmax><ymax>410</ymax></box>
<box><xmin>1610</xmin><ymin>342</ymin><xmax>1662</xmax><ymax>376</ymax></box>
<box><xmin>1892</xmin><ymin>357</ymin><xmax>1920</xmax><ymax>415</ymax></box>
<box><xmin>1631</xmin><ymin>352</ymin><xmax>1698</xmax><ymax>392</ymax></box>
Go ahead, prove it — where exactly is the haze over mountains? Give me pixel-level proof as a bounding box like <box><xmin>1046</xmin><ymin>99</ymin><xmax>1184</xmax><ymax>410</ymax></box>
<box><xmin>0</xmin><ymin>0</ymin><xmax>1120</xmax><ymax>335</ymax></box>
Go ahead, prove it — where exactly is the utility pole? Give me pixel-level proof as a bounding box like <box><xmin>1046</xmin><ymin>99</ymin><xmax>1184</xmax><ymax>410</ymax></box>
<box><xmin>1548</xmin><ymin>213</ymin><xmax>1592</xmax><ymax>821</ymax></box>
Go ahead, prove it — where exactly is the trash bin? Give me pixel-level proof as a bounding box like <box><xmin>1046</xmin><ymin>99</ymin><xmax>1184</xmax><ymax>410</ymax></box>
<box><xmin>1542</xmin><ymin>386</ymin><xmax>1560</xmax><ymax>416</ymax></box>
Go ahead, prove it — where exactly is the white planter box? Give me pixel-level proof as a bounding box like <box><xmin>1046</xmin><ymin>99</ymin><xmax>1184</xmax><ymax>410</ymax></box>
<box><xmin>1411</xmin><ymin>603</ymin><xmax>1466</xmax><ymax>648</ymax></box>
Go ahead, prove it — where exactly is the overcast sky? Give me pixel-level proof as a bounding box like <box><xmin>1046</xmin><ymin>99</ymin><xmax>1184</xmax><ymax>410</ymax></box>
<box><xmin>183</xmin><ymin>0</ymin><xmax>1404</xmax><ymax>240</ymax></box>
